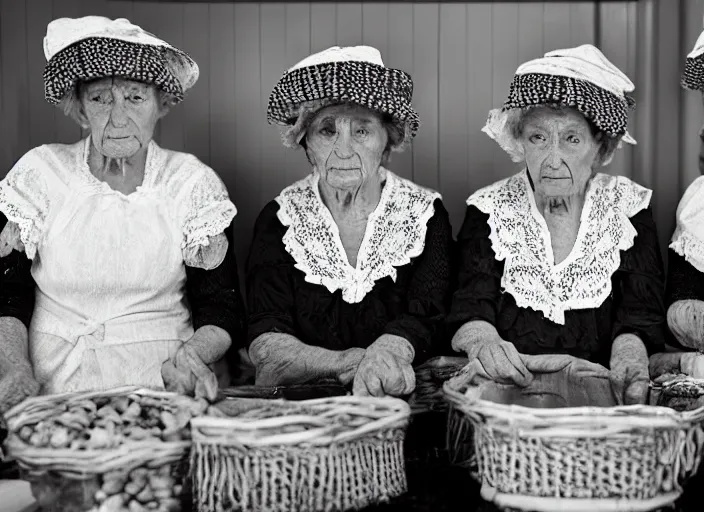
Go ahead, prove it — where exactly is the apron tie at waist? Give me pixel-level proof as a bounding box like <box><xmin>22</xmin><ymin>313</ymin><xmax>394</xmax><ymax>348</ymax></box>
<box><xmin>61</xmin><ymin>320</ymin><xmax>106</xmax><ymax>390</ymax></box>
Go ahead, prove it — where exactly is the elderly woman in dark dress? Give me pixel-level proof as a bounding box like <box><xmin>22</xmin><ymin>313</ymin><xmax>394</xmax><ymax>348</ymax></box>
<box><xmin>0</xmin><ymin>16</ymin><xmax>246</xmax><ymax>414</ymax></box>
<box><xmin>246</xmin><ymin>46</ymin><xmax>453</xmax><ymax>398</ymax></box>
<box><xmin>448</xmin><ymin>44</ymin><xmax>667</xmax><ymax>405</ymax></box>
<box><xmin>651</xmin><ymin>30</ymin><xmax>704</xmax><ymax>380</ymax></box>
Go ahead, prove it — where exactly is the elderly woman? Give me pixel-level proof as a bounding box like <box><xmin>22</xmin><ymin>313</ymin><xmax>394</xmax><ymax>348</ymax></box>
<box><xmin>448</xmin><ymin>44</ymin><xmax>667</xmax><ymax>405</ymax></box>
<box><xmin>651</xmin><ymin>31</ymin><xmax>704</xmax><ymax>379</ymax></box>
<box><xmin>0</xmin><ymin>16</ymin><xmax>245</xmax><ymax>412</ymax></box>
<box><xmin>246</xmin><ymin>46</ymin><xmax>453</xmax><ymax>397</ymax></box>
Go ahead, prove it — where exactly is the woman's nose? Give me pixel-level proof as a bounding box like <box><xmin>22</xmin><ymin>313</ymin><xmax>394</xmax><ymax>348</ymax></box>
<box><xmin>333</xmin><ymin>128</ymin><xmax>354</xmax><ymax>159</ymax></box>
<box><xmin>109</xmin><ymin>102</ymin><xmax>129</xmax><ymax>128</ymax></box>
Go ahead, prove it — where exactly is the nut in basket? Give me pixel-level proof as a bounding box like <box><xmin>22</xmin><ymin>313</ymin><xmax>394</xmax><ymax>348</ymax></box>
<box><xmin>443</xmin><ymin>357</ymin><xmax>704</xmax><ymax>512</ymax></box>
<box><xmin>2</xmin><ymin>386</ymin><xmax>209</xmax><ymax>512</ymax></box>
<box><xmin>190</xmin><ymin>395</ymin><xmax>411</xmax><ymax>512</ymax></box>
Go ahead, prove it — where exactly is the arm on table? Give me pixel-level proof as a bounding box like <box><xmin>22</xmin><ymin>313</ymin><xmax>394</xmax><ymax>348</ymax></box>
<box><xmin>246</xmin><ymin>201</ymin><xmax>364</xmax><ymax>386</ymax></box>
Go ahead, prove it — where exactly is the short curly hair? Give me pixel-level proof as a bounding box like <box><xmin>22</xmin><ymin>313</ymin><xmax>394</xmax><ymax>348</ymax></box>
<box><xmin>57</xmin><ymin>78</ymin><xmax>178</xmax><ymax>127</ymax></box>
<box><xmin>504</xmin><ymin>103</ymin><xmax>622</xmax><ymax>168</ymax></box>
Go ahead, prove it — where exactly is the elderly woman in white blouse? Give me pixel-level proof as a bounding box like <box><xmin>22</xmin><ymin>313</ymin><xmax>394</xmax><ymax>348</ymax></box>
<box><xmin>0</xmin><ymin>16</ymin><xmax>245</xmax><ymax>412</ymax></box>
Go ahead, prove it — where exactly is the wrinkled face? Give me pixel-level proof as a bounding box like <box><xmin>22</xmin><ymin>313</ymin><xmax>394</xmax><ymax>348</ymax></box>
<box><xmin>79</xmin><ymin>77</ymin><xmax>164</xmax><ymax>159</ymax></box>
<box><xmin>520</xmin><ymin>106</ymin><xmax>601</xmax><ymax>197</ymax></box>
<box><xmin>305</xmin><ymin>104</ymin><xmax>388</xmax><ymax>190</ymax></box>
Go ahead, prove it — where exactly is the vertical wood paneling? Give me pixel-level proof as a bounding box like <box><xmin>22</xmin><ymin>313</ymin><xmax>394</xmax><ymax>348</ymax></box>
<box><xmin>543</xmin><ymin>3</ymin><xmax>572</xmax><ymax>52</ymax></box>
<box><xmin>569</xmin><ymin>3</ymin><xmax>596</xmax><ymax>46</ymax></box>
<box><xmin>653</xmin><ymin>0</ymin><xmax>683</xmax><ymax>247</ymax></box>
<box><xmin>50</xmin><ymin>0</ymin><xmax>83</xmax><ymax>145</ymax></box>
<box><xmin>411</xmin><ymin>4</ymin><xmax>439</xmax><ymax>192</ymax></box>
<box><xmin>232</xmin><ymin>3</ymin><xmax>261</xmax><ymax>269</ymax></box>
<box><xmin>284</xmin><ymin>3</ymin><xmax>311</xmax><ymax>185</ymax></box>
<box><xmin>517</xmin><ymin>3</ymin><xmax>545</xmax><ymax>64</ymax></box>
<box><xmin>259</xmin><ymin>4</ymin><xmax>288</xmax><ymax>205</ymax></box>
<box><xmin>26</xmin><ymin>0</ymin><xmax>56</xmax><ymax>148</ymax></box>
<box><xmin>335</xmin><ymin>3</ymin><xmax>361</xmax><ymax>48</ymax></box>
<box><xmin>208</xmin><ymin>3</ymin><xmax>236</xmax><ymax>195</ymax></box>
<box><xmin>439</xmin><ymin>4</ymin><xmax>468</xmax><ymax>231</ymax></box>
<box><xmin>310</xmin><ymin>3</ymin><xmax>336</xmax><ymax>54</ymax></box>
<box><xmin>491</xmin><ymin>4</ymin><xmax>519</xmax><ymax>181</ymax></box>
<box><xmin>387</xmin><ymin>3</ymin><xmax>414</xmax><ymax>181</ymax></box>
<box><xmin>182</xmin><ymin>4</ymin><xmax>210</xmax><ymax>165</ymax></box>
<box><xmin>144</xmin><ymin>2</ymin><xmax>185</xmax><ymax>153</ymax></box>
<box><xmin>467</xmin><ymin>4</ymin><xmax>495</xmax><ymax>195</ymax></box>
<box><xmin>598</xmin><ymin>2</ymin><xmax>632</xmax><ymax>179</ymax></box>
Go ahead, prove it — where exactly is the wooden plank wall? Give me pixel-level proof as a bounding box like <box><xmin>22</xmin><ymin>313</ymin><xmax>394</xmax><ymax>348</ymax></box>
<box><xmin>0</xmin><ymin>1</ymin><xmax>697</xmax><ymax>270</ymax></box>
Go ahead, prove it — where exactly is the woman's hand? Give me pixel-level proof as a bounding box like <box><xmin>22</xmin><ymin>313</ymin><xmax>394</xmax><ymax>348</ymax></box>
<box><xmin>610</xmin><ymin>333</ymin><xmax>650</xmax><ymax>405</ymax></box>
<box><xmin>352</xmin><ymin>335</ymin><xmax>415</xmax><ymax>397</ymax></box>
<box><xmin>452</xmin><ymin>320</ymin><xmax>532</xmax><ymax>387</ymax></box>
<box><xmin>161</xmin><ymin>340</ymin><xmax>219</xmax><ymax>402</ymax></box>
<box><xmin>0</xmin><ymin>365</ymin><xmax>40</xmax><ymax>414</ymax></box>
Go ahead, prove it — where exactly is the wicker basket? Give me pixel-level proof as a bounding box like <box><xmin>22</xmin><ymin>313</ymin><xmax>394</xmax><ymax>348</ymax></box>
<box><xmin>190</xmin><ymin>395</ymin><xmax>411</xmax><ymax>512</ymax></box>
<box><xmin>2</xmin><ymin>386</ymin><xmax>208</xmax><ymax>512</ymax></box>
<box><xmin>443</xmin><ymin>365</ymin><xmax>704</xmax><ymax>512</ymax></box>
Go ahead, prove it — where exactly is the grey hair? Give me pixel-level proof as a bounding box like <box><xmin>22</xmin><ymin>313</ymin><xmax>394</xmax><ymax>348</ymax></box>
<box><xmin>505</xmin><ymin>103</ymin><xmax>622</xmax><ymax>168</ymax></box>
<box><xmin>57</xmin><ymin>79</ymin><xmax>179</xmax><ymax>127</ymax></box>
<box><xmin>279</xmin><ymin>100</ymin><xmax>409</xmax><ymax>164</ymax></box>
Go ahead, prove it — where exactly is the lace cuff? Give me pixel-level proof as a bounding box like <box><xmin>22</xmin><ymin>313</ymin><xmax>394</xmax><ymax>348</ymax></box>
<box><xmin>670</xmin><ymin>228</ymin><xmax>704</xmax><ymax>273</ymax></box>
<box><xmin>0</xmin><ymin>153</ymin><xmax>51</xmax><ymax>260</ymax></box>
<box><xmin>183</xmin><ymin>231</ymin><xmax>229</xmax><ymax>270</ymax></box>
<box><xmin>0</xmin><ymin>222</ymin><xmax>25</xmax><ymax>257</ymax></box>
<box><xmin>180</xmin><ymin>168</ymin><xmax>237</xmax><ymax>264</ymax></box>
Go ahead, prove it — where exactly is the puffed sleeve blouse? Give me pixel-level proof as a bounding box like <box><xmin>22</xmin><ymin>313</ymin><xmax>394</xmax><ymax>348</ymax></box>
<box><xmin>0</xmin><ymin>139</ymin><xmax>246</xmax><ymax>357</ymax></box>
<box><xmin>666</xmin><ymin>175</ymin><xmax>704</xmax><ymax>348</ymax></box>
<box><xmin>447</xmin><ymin>170</ymin><xmax>667</xmax><ymax>368</ymax></box>
<box><xmin>246</xmin><ymin>170</ymin><xmax>454</xmax><ymax>365</ymax></box>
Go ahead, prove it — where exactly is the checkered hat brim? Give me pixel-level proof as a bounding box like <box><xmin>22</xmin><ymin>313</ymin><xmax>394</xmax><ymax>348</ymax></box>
<box><xmin>43</xmin><ymin>36</ymin><xmax>195</xmax><ymax>105</ymax></box>
<box><xmin>267</xmin><ymin>60</ymin><xmax>420</xmax><ymax>138</ymax></box>
<box><xmin>504</xmin><ymin>73</ymin><xmax>635</xmax><ymax>138</ymax></box>
<box><xmin>682</xmin><ymin>55</ymin><xmax>704</xmax><ymax>91</ymax></box>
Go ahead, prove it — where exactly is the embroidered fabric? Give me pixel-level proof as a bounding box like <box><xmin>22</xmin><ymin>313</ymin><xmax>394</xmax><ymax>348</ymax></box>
<box><xmin>274</xmin><ymin>169</ymin><xmax>441</xmax><ymax>304</ymax></box>
<box><xmin>0</xmin><ymin>136</ymin><xmax>235</xmax><ymax>269</ymax></box>
<box><xmin>670</xmin><ymin>176</ymin><xmax>704</xmax><ymax>273</ymax></box>
<box><xmin>467</xmin><ymin>170</ymin><xmax>652</xmax><ymax>325</ymax></box>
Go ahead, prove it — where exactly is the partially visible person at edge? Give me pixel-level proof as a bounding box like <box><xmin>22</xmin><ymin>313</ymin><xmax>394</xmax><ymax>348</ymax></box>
<box><xmin>245</xmin><ymin>46</ymin><xmax>454</xmax><ymax>398</ymax></box>
<box><xmin>447</xmin><ymin>44</ymin><xmax>667</xmax><ymax>405</ymax></box>
<box><xmin>651</xmin><ymin>30</ymin><xmax>704</xmax><ymax>381</ymax></box>
<box><xmin>0</xmin><ymin>16</ymin><xmax>246</xmax><ymax>415</ymax></box>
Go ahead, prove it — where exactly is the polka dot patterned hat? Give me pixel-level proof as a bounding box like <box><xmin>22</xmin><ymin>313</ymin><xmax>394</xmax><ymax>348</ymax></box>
<box><xmin>482</xmin><ymin>44</ymin><xmax>637</xmax><ymax>166</ymax></box>
<box><xmin>43</xmin><ymin>16</ymin><xmax>199</xmax><ymax>105</ymax></box>
<box><xmin>682</xmin><ymin>29</ymin><xmax>704</xmax><ymax>90</ymax></box>
<box><xmin>267</xmin><ymin>46</ymin><xmax>420</xmax><ymax>150</ymax></box>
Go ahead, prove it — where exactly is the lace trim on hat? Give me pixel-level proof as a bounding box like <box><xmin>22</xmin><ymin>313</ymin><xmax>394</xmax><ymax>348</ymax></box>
<box><xmin>468</xmin><ymin>170</ymin><xmax>651</xmax><ymax>325</ymax></box>
<box><xmin>275</xmin><ymin>169</ymin><xmax>440</xmax><ymax>304</ymax></box>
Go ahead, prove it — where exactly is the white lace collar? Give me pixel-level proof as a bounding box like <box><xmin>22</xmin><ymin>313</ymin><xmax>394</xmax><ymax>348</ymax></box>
<box><xmin>275</xmin><ymin>169</ymin><xmax>441</xmax><ymax>304</ymax></box>
<box><xmin>670</xmin><ymin>175</ymin><xmax>704</xmax><ymax>273</ymax></box>
<box><xmin>467</xmin><ymin>170</ymin><xmax>652</xmax><ymax>325</ymax></box>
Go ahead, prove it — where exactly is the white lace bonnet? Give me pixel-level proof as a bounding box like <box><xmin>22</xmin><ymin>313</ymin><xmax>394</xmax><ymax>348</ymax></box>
<box><xmin>43</xmin><ymin>16</ymin><xmax>199</xmax><ymax>105</ymax></box>
<box><xmin>266</xmin><ymin>45</ymin><xmax>419</xmax><ymax>151</ymax></box>
<box><xmin>482</xmin><ymin>44</ymin><xmax>637</xmax><ymax>167</ymax></box>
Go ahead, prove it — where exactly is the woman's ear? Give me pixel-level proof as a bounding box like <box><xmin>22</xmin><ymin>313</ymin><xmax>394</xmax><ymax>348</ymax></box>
<box><xmin>75</xmin><ymin>102</ymin><xmax>90</xmax><ymax>130</ymax></box>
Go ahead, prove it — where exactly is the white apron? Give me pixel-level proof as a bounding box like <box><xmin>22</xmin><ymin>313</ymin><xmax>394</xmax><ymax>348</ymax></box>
<box><xmin>0</xmin><ymin>137</ymin><xmax>236</xmax><ymax>395</ymax></box>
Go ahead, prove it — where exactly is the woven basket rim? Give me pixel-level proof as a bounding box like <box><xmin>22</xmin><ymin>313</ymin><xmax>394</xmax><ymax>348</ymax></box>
<box><xmin>191</xmin><ymin>395</ymin><xmax>411</xmax><ymax>447</ymax></box>
<box><xmin>2</xmin><ymin>386</ymin><xmax>195</xmax><ymax>475</ymax></box>
<box><xmin>443</xmin><ymin>373</ymin><xmax>704</xmax><ymax>434</ymax></box>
